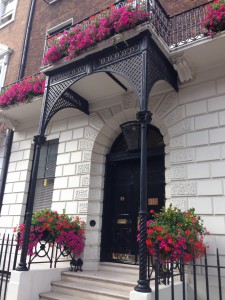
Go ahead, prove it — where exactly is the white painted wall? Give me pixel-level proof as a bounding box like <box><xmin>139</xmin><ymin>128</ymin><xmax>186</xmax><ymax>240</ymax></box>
<box><xmin>0</xmin><ymin>62</ymin><xmax>224</xmax><ymax>294</ymax></box>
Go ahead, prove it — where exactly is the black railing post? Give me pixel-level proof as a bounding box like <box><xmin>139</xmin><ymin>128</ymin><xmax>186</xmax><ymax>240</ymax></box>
<box><xmin>217</xmin><ymin>248</ymin><xmax>222</xmax><ymax>300</ymax></box>
<box><xmin>16</xmin><ymin>134</ymin><xmax>46</xmax><ymax>271</ymax></box>
<box><xmin>134</xmin><ymin>111</ymin><xmax>152</xmax><ymax>293</ymax></box>
<box><xmin>154</xmin><ymin>242</ymin><xmax>159</xmax><ymax>300</ymax></box>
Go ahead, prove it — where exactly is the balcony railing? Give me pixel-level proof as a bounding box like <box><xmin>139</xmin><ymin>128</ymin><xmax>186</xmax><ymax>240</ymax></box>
<box><xmin>43</xmin><ymin>0</ymin><xmax>212</xmax><ymax>61</ymax></box>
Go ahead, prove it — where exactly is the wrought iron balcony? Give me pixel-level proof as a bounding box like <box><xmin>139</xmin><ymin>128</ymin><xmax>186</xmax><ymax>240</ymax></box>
<box><xmin>43</xmin><ymin>0</ymin><xmax>212</xmax><ymax>64</ymax></box>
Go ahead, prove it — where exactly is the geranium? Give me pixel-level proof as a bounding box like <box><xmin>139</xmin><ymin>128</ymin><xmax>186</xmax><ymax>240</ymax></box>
<box><xmin>145</xmin><ymin>205</ymin><xmax>208</xmax><ymax>263</ymax></box>
<box><xmin>0</xmin><ymin>74</ymin><xmax>45</xmax><ymax>108</ymax></box>
<box><xmin>201</xmin><ymin>0</ymin><xmax>225</xmax><ymax>37</ymax></box>
<box><xmin>14</xmin><ymin>209</ymin><xmax>85</xmax><ymax>256</ymax></box>
<box><xmin>43</xmin><ymin>4</ymin><xmax>149</xmax><ymax>65</ymax></box>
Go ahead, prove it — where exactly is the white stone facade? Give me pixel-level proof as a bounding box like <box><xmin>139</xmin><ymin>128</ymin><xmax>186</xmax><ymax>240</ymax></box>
<box><xmin>0</xmin><ymin>62</ymin><xmax>225</xmax><ymax>271</ymax></box>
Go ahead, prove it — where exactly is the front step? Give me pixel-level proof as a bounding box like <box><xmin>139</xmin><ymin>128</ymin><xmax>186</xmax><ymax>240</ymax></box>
<box><xmin>40</xmin><ymin>292</ymin><xmax>88</xmax><ymax>300</ymax></box>
<box><xmin>40</xmin><ymin>263</ymin><xmax>137</xmax><ymax>300</ymax></box>
<box><xmin>99</xmin><ymin>262</ymin><xmax>139</xmax><ymax>275</ymax></box>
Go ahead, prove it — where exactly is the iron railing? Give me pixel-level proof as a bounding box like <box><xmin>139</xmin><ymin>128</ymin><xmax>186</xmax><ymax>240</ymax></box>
<box><xmin>0</xmin><ymin>234</ymin><xmax>82</xmax><ymax>299</ymax></box>
<box><xmin>27</xmin><ymin>239</ymin><xmax>83</xmax><ymax>271</ymax></box>
<box><xmin>43</xmin><ymin>0</ymin><xmax>213</xmax><ymax>60</ymax></box>
<box><xmin>150</xmin><ymin>246</ymin><xmax>225</xmax><ymax>300</ymax></box>
<box><xmin>0</xmin><ymin>234</ymin><xmax>19</xmax><ymax>300</ymax></box>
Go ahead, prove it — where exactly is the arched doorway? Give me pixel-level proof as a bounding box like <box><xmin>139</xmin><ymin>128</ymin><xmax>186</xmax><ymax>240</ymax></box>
<box><xmin>101</xmin><ymin>123</ymin><xmax>165</xmax><ymax>264</ymax></box>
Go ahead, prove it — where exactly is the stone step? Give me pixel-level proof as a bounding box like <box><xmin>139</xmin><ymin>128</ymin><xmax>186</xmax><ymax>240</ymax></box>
<box><xmin>51</xmin><ymin>280</ymin><xmax>130</xmax><ymax>300</ymax></box>
<box><xmin>99</xmin><ymin>262</ymin><xmax>139</xmax><ymax>275</ymax></box>
<box><xmin>40</xmin><ymin>292</ymin><xmax>88</xmax><ymax>300</ymax></box>
<box><xmin>61</xmin><ymin>270</ymin><xmax>137</xmax><ymax>292</ymax></box>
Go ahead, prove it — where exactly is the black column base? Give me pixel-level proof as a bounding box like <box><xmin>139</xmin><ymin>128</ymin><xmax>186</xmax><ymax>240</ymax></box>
<box><xmin>16</xmin><ymin>262</ymin><xmax>28</xmax><ymax>271</ymax></box>
<box><xmin>135</xmin><ymin>279</ymin><xmax>151</xmax><ymax>293</ymax></box>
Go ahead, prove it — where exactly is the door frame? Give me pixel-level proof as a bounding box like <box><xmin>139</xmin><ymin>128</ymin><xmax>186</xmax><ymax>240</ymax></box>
<box><xmin>100</xmin><ymin>146</ymin><xmax>165</xmax><ymax>263</ymax></box>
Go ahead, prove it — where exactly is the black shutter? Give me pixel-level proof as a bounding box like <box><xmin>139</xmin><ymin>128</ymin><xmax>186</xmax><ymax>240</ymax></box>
<box><xmin>33</xmin><ymin>139</ymin><xmax>58</xmax><ymax>212</ymax></box>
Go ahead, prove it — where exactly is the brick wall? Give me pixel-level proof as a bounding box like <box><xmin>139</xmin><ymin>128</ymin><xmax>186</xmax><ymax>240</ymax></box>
<box><xmin>159</xmin><ymin>0</ymin><xmax>211</xmax><ymax>16</ymax></box>
<box><xmin>24</xmin><ymin>0</ymin><xmax>116</xmax><ymax>76</ymax></box>
<box><xmin>0</xmin><ymin>0</ymin><xmax>31</xmax><ymax>85</ymax></box>
<box><xmin>25</xmin><ymin>0</ymin><xmax>212</xmax><ymax>76</ymax></box>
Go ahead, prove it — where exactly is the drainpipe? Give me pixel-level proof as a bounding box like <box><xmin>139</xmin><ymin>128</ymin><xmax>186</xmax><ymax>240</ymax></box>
<box><xmin>18</xmin><ymin>0</ymin><xmax>36</xmax><ymax>80</ymax></box>
<box><xmin>0</xmin><ymin>129</ymin><xmax>14</xmax><ymax>212</ymax></box>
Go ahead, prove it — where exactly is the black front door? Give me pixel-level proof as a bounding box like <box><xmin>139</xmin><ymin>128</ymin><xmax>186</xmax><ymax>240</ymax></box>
<box><xmin>101</xmin><ymin>151</ymin><xmax>165</xmax><ymax>264</ymax></box>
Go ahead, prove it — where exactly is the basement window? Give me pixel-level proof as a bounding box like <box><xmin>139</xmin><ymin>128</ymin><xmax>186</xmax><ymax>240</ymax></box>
<box><xmin>0</xmin><ymin>0</ymin><xmax>18</xmax><ymax>29</ymax></box>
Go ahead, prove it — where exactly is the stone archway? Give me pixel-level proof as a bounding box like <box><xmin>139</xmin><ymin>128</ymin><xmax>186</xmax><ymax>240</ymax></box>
<box><xmin>83</xmin><ymin>101</ymin><xmax>170</xmax><ymax>269</ymax></box>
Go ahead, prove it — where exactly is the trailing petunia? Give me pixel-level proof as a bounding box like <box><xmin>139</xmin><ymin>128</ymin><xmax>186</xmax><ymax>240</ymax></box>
<box><xmin>201</xmin><ymin>0</ymin><xmax>225</xmax><ymax>37</ymax></box>
<box><xmin>0</xmin><ymin>74</ymin><xmax>45</xmax><ymax>108</ymax></box>
<box><xmin>43</xmin><ymin>4</ymin><xmax>149</xmax><ymax>65</ymax></box>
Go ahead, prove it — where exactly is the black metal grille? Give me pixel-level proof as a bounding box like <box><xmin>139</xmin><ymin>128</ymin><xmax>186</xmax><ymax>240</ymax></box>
<box><xmin>0</xmin><ymin>234</ymin><xmax>19</xmax><ymax>300</ymax></box>
<box><xmin>42</xmin><ymin>0</ymin><xmax>213</xmax><ymax>59</ymax></box>
<box><xmin>149</xmin><ymin>246</ymin><xmax>225</xmax><ymax>300</ymax></box>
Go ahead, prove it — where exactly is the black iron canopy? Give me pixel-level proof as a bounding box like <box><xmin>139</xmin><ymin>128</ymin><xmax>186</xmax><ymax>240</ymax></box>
<box><xmin>40</xmin><ymin>30</ymin><xmax>177</xmax><ymax>135</ymax></box>
<box><xmin>17</xmin><ymin>31</ymin><xmax>178</xmax><ymax>290</ymax></box>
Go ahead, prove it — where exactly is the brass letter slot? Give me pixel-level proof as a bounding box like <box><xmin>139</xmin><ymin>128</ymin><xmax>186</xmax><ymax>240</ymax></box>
<box><xmin>148</xmin><ymin>198</ymin><xmax>158</xmax><ymax>205</ymax></box>
<box><xmin>117</xmin><ymin>218</ymin><xmax>128</xmax><ymax>225</ymax></box>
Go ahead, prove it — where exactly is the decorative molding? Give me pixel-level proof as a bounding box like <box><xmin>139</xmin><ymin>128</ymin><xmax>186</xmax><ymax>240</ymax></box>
<box><xmin>166</xmin><ymin>198</ymin><xmax>188</xmax><ymax>211</ymax></box>
<box><xmin>75</xmin><ymin>189</ymin><xmax>89</xmax><ymax>199</ymax></box>
<box><xmin>168</xmin><ymin>118</ymin><xmax>194</xmax><ymax>137</ymax></box>
<box><xmin>171</xmin><ymin>166</ymin><xmax>186</xmax><ymax>180</ymax></box>
<box><xmin>90</xmin><ymin>113</ymin><xmax>105</xmax><ymax>131</ymax></box>
<box><xmin>171</xmin><ymin>182</ymin><xmax>196</xmax><ymax>196</ymax></box>
<box><xmin>155</xmin><ymin>92</ymin><xmax>178</xmax><ymax>118</ymax></box>
<box><xmin>77</xmin><ymin>201</ymin><xmax>88</xmax><ymax>214</ymax></box>
<box><xmin>171</xmin><ymin>54</ymin><xmax>194</xmax><ymax>83</ymax></box>
<box><xmin>82</xmin><ymin>151</ymin><xmax>92</xmax><ymax>162</ymax></box>
<box><xmin>148</xmin><ymin>94</ymin><xmax>164</xmax><ymax>112</ymax></box>
<box><xmin>84</xmin><ymin>127</ymin><xmax>98</xmax><ymax>141</ymax></box>
<box><xmin>170</xmin><ymin>149</ymin><xmax>194</xmax><ymax>164</ymax></box>
<box><xmin>81</xmin><ymin>175</ymin><xmax>90</xmax><ymax>187</ymax></box>
<box><xmin>170</xmin><ymin>135</ymin><xmax>186</xmax><ymax>148</ymax></box>
<box><xmin>111</xmin><ymin>104</ymin><xmax>123</xmax><ymax>115</ymax></box>
<box><xmin>77</xmin><ymin>162</ymin><xmax>91</xmax><ymax>174</ymax></box>
<box><xmin>78</xmin><ymin>140</ymin><xmax>94</xmax><ymax>151</ymax></box>
<box><xmin>50</xmin><ymin>65</ymin><xmax>86</xmax><ymax>85</ymax></box>
<box><xmin>163</xmin><ymin>106</ymin><xmax>185</xmax><ymax>127</ymax></box>
<box><xmin>99</xmin><ymin>108</ymin><xmax>113</xmax><ymax>121</ymax></box>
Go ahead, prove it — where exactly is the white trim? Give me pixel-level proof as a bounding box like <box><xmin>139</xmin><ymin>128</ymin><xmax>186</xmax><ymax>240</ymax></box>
<box><xmin>47</xmin><ymin>0</ymin><xmax>59</xmax><ymax>4</ymax></box>
<box><xmin>46</xmin><ymin>18</ymin><xmax>73</xmax><ymax>36</ymax></box>
<box><xmin>0</xmin><ymin>43</ymin><xmax>12</xmax><ymax>88</ymax></box>
<box><xmin>0</xmin><ymin>0</ymin><xmax>18</xmax><ymax>29</ymax></box>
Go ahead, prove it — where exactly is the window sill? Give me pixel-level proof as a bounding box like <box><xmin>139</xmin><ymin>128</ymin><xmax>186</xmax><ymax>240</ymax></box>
<box><xmin>0</xmin><ymin>18</ymin><xmax>15</xmax><ymax>30</ymax></box>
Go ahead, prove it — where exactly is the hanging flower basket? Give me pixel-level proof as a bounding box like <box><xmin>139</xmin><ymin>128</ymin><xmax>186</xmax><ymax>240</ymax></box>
<box><xmin>14</xmin><ymin>209</ymin><xmax>86</xmax><ymax>256</ymax></box>
<box><xmin>143</xmin><ymin>205</ymin><xmax>209</xmax><ymax>263</ymax></box>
